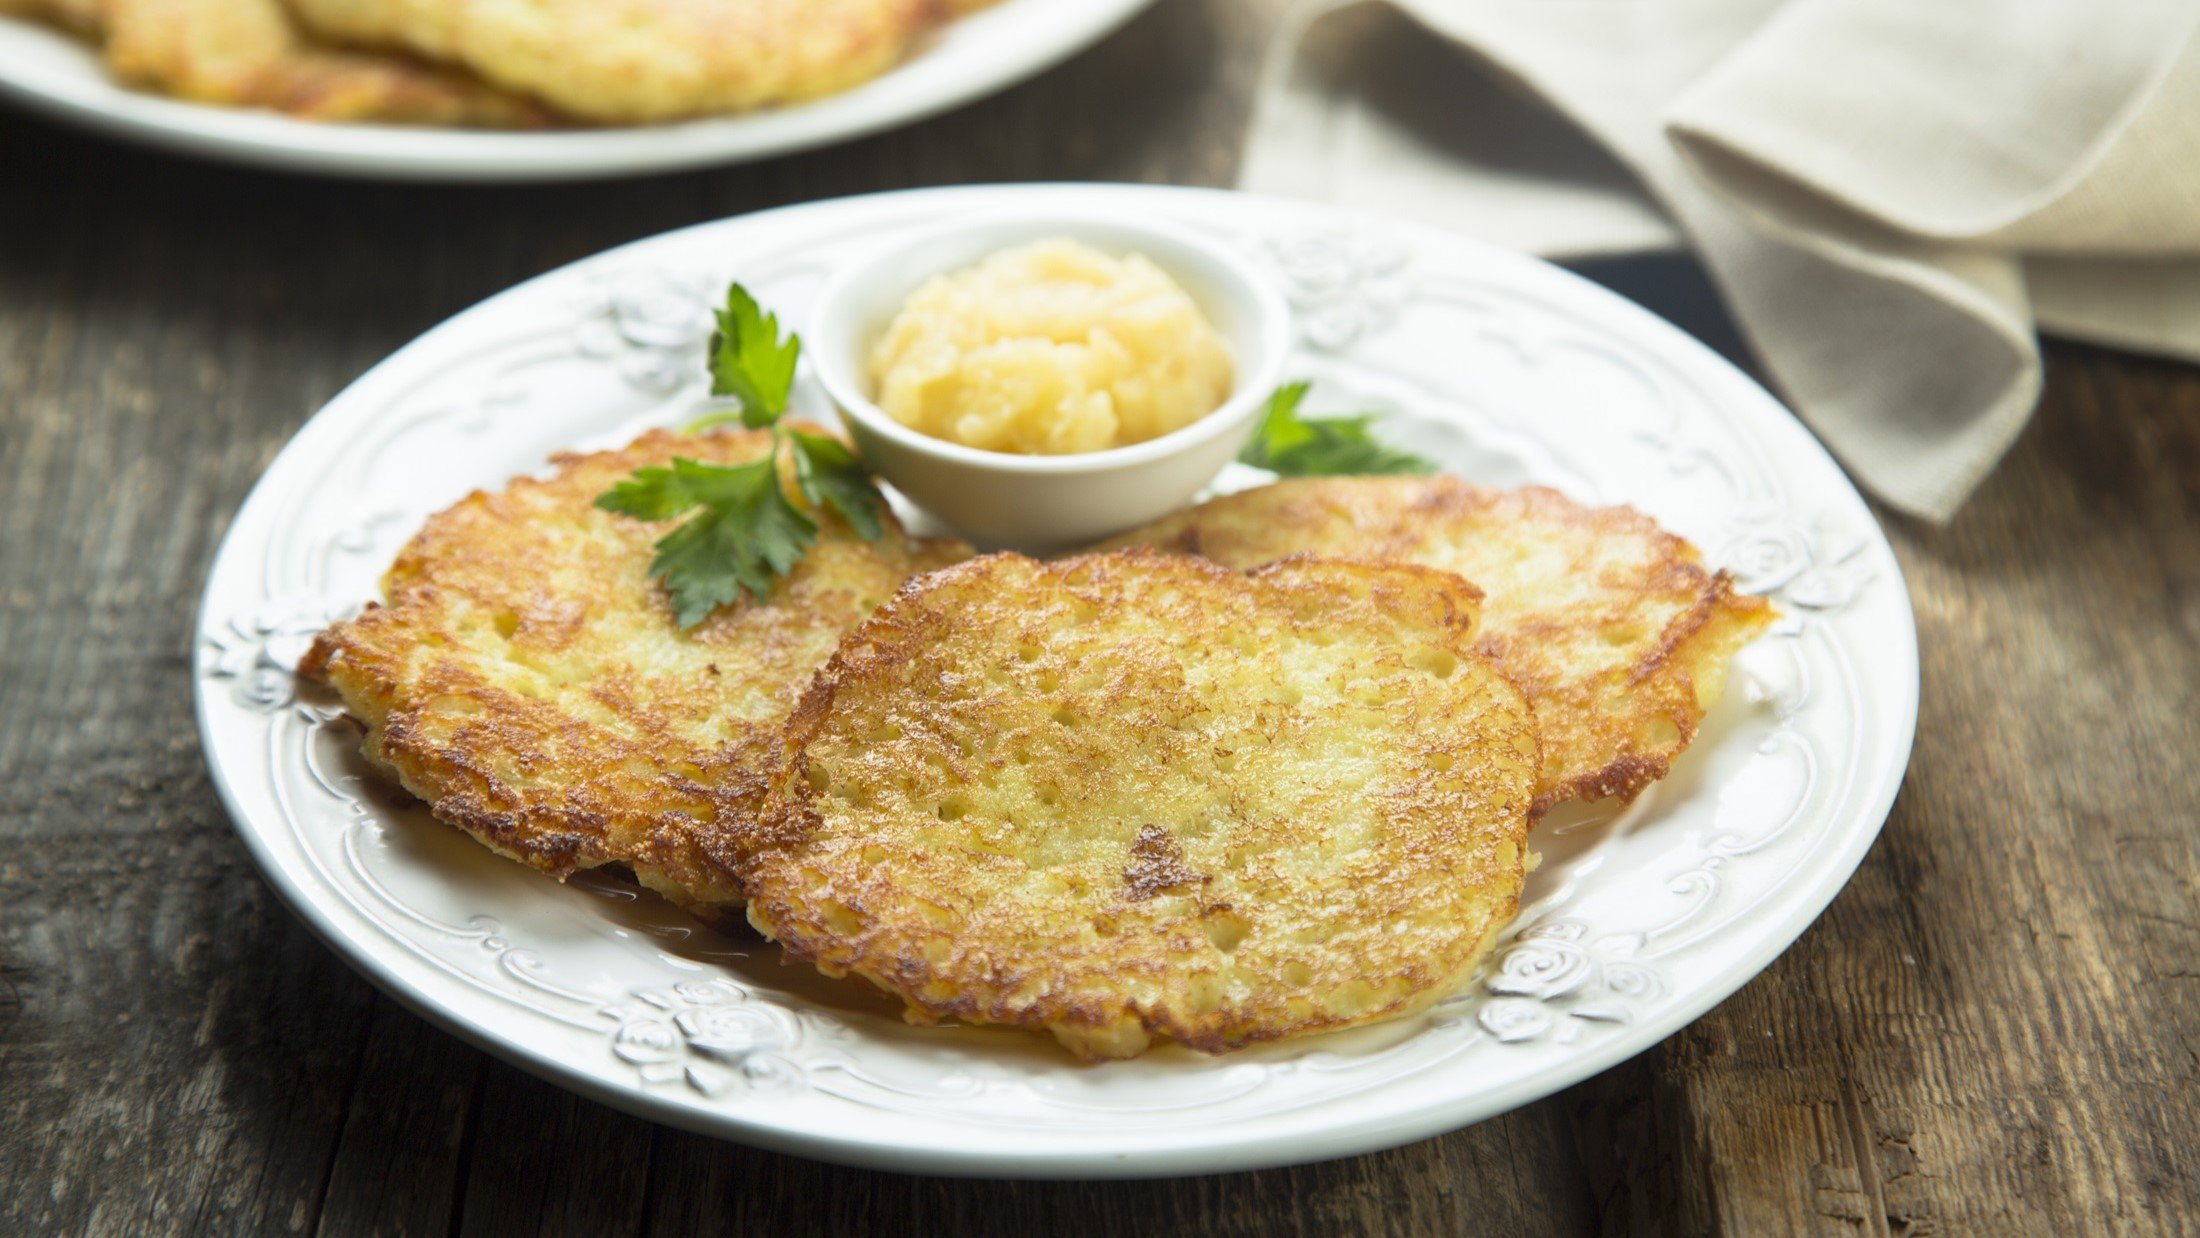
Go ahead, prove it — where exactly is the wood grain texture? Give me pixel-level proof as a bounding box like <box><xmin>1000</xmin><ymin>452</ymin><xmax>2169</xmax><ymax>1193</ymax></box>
<box><xmin>1</xmin><ymin>0</ymin><xmax>2196</xmax><ymax>1232</ymax></box>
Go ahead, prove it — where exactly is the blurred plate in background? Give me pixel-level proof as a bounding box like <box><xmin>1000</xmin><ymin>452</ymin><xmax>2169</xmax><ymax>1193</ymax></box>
<box><xmin>0</xmin><ymin>0</ymin><xmax>1155</xmax><ymax>180</ymax></box>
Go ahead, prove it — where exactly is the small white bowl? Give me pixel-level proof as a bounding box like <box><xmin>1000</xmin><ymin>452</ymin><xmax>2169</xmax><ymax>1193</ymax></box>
<box><xmin>807</xmin><ymin>211</ymin><xmax>1293</xmax><ymax>550</ymax></box>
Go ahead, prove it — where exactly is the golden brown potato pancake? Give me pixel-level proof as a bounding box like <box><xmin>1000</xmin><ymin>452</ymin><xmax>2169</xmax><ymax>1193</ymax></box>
<box><xmin>301</xmin><ymin>427</ymin><xmax>969</xmax><ymax>926</ymax></box>
<box><xmin>1102</xmin><ymin>478</ymin><xmax>1776</xmax><ymax>814</ymax></box>
<box><xmin>283</xmin><ymin>0</ymin><xmax>949</xmax><ymax>123</ymax></box>
<box><xmin>3</xmin><ymin>0</ymin><xmax>550</xmax><ymax>125</ymax></box>
<box><xmin>728</xmin><ymin>550</ymin><xmax>1539</xmax><ymax>1058</ymax></box>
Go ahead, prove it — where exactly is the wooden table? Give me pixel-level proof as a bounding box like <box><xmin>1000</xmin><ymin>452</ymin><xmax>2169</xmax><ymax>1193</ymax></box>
<box><xmin>3</xmin><ymin>1</ymin><xmax>2196</xmax><ymax>1232</ymax></box>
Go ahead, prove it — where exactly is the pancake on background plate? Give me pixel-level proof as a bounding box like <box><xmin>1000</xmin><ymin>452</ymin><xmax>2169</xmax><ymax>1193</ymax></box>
<box><xmin>284</xmin><ymin>0</ymin><xmax>956</xmax><ymax>123</ymax></box>
<box><xmin>5</xmin><ymin>0</ymin><xmax>1003</xmax><ymax>124</ymax></box>
<box><xmin>0</xmin><ymin>0</ymin><xmax>549</xmax><ymax>124</ymax></box>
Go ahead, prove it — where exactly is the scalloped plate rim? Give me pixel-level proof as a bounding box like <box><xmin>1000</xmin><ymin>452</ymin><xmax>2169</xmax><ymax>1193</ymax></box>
<box><xmin>192</xmin><ymin>183</ymin><xmax>1919</xmax><ymax>1177</ymax></box>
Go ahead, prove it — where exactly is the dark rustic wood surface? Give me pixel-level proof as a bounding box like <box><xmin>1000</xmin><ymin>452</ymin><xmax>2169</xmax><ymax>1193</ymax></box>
<box><xmin>2</xmin><ymin>1</ymin><xmax>2197</xmax><ymax>1233</ymax></box>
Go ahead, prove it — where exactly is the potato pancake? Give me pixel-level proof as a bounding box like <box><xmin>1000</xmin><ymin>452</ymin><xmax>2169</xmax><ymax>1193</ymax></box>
<box><xmin>2</xmin><ymin>0</ymin><xmax>549</xmax><ymax>125</ymax></box>
<box><xmin>300</xmin><ymin>427</ymin><xmax>969</xmax><ymax>926</ymax></box>
<box><xmin>727</xmin><ymin>551</ymin><xmax>1539</xmax><ymax>1058</ymax></box>
<box><xmin>1103</xmin><ymin>478</ymin><xmax>1776</xmax><ymax>814</ymax></box>
<box><xmin>283</xmin><ymin>0</ymin><xmax>948</xmax><ymax>123</ymax></box>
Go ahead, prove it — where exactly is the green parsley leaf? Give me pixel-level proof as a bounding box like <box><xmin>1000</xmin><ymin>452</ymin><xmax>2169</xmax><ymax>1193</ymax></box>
<box><xmin>594</xmin><ymin>461</ymin><xmax>705</xmax><ymax>521</ymax></box>
<box><xmin>1238</xmin><ymin>381</ymin><xmax>1436</xmax><ymax>477</ymax></box>
<box><xmin>597</xmin><ymin>282</ymin><xmax>896</xmax><ymax>629</ymax></box>
<box><xmin>788</xmin><ymin>428</ymin><xmax>888</xmax><ymax>541</ymax></box>
<box><xmin>708</xmin><ymin>283</ymin><xmax>800</xmax><ymax>428</ymax></box>
<box><xmin>595</xmin><ymin>455</ymin><xmax>818</xmax><ymax>627</ymax></box>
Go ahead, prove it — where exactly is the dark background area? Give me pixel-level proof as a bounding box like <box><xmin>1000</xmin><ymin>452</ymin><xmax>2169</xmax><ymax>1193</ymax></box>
<box><xmin>3</xmin><ymin>0</ymin><xmax>2197</xmax><ymax>1232</ymax></box>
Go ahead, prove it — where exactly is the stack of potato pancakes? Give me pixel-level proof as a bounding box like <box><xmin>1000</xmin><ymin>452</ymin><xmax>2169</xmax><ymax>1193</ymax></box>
<box><xmin>304</xmin><ymin>427</ymin><xmax>1773</xmax><ymax>1059</ymax></box>
<box><xmin>2</xmin><ymin>0</ymin><xmax>994</xmax><ymax>125</ymax></box>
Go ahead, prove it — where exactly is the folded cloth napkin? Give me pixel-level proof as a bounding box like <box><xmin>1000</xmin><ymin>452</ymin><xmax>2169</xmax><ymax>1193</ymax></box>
<box><xmin>1242</xmin><ymin>0</ymin><xmax>2200</xmax><ymax>520</ymax></box>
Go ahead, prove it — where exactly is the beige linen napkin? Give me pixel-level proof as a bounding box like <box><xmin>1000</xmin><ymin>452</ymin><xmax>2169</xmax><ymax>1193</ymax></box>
<box><xmin>1242</xmin><ymin>0</ymin><xmax>2200</xmax><ymax>520</ymax></box>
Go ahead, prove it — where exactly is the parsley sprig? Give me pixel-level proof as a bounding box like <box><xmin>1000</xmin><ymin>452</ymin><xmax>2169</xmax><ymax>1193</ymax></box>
<box><xmin>1237</xmin><ymin>381</ymin><xmax>1435</xmax><ymax>477</ymax></box>
<box><xmin>594</xmin><ymin>283</ymin><xmax>888</xmax><ymax>628</ymax></box>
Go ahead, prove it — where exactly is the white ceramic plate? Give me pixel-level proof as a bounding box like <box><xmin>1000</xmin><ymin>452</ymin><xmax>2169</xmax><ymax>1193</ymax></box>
<box><xmin>194</xmin><ymin>184</ymin><xmax>1918</xmax><ymax>1177</ymax></box>
<box><xmin>0</xmin><ymin>0</ymin><xmax>1153</xmax><ymax>180</ymax></box>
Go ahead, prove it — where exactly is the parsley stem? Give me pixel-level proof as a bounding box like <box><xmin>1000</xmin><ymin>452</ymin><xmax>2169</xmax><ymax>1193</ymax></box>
<box><xmin>682</xmin><ymin>408</ymin><xmax>749</xmax><ymax>434</ymax></box>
